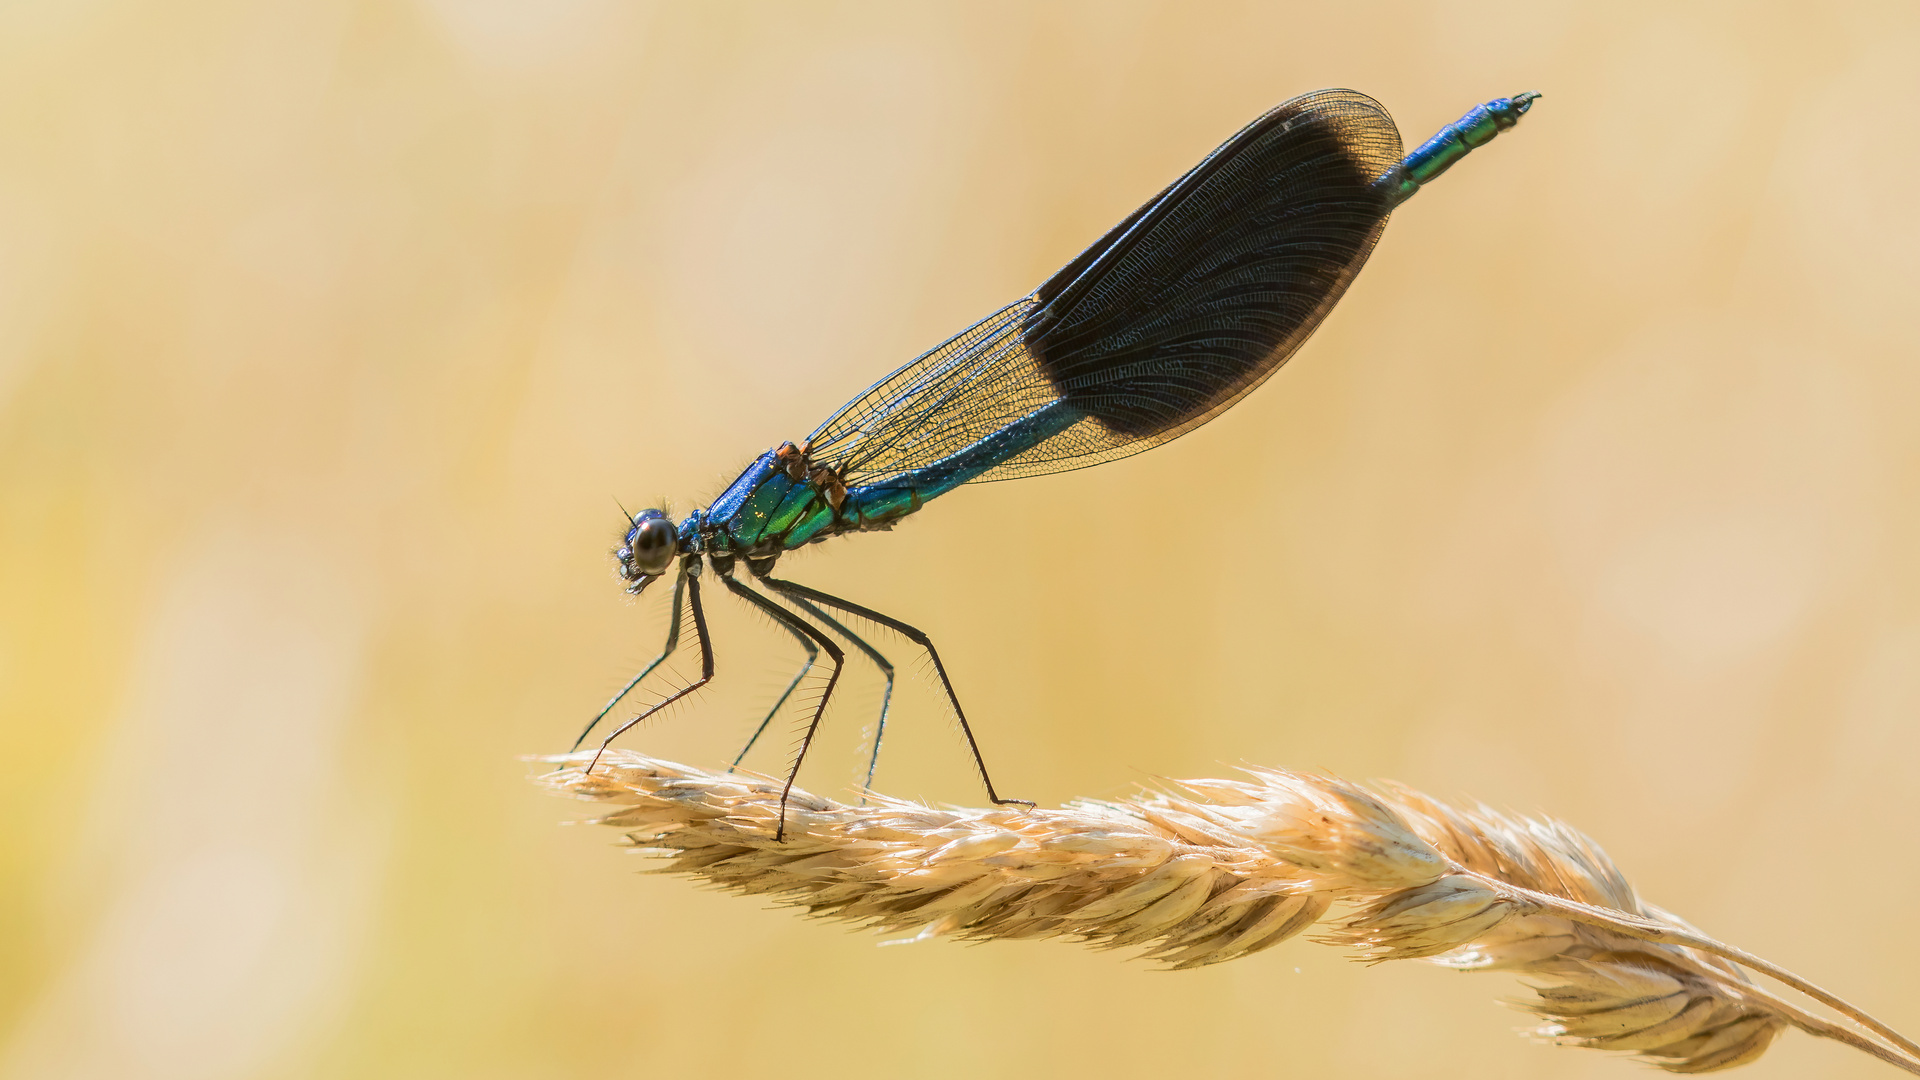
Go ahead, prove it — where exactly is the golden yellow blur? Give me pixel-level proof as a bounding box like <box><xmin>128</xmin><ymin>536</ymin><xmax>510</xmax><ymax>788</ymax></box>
<box><xmin>3</xmin><ymin>3</ymin><xmax>1916</xmax><ymax>1077</ymax></box>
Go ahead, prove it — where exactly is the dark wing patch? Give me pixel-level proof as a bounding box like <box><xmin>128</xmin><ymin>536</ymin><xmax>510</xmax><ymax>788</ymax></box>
<box><xmin>1024</xmin><ymin>88</ymin><xmax>1402</xmax><ymax>441</ymax></box>
<box><xmin>805</xmin><ymin>89</ymin><xmax>1402</xmax><ymax>490</ymax></box>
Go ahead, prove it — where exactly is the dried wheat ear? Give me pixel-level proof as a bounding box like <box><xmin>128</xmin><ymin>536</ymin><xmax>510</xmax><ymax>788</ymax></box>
<box><xmin>539</xmin><ymin>752</ymin><xmax>1918</xmax><ymax>1076</ymax></box>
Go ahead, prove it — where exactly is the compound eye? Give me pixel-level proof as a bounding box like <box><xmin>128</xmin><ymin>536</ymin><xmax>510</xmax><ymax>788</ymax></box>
<box><xmin>625</xmin><ymin>511</ymin><xmax>678</xmax><ymax>577</ymax></box>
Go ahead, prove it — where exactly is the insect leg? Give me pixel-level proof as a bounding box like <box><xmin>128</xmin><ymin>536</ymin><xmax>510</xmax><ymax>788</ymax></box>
<box><xmin>570</xmin><ymin>568</ymin><xmax>685</xmax><ymax>753</ymax></box>
<box><xmin>779</xmin><ymin>593</ymin><xmax>894</xmax><ymax>799</ymax></box>
<box><xmin>716</xmin><ymin>574</ymin><xmax>845</xmax><ymax>841</ymax></box>
<box><xmin>726</xmin><ymin>586</ymin><xmax>820</xmax><ymax>773</ymax></box>
<box><xmin>587</xmin><ymin>567</ymin><xmax>714</xmax><ymax>772</ymax></box>
<box><xmin>758</xmin><ymin>574</ymin><xmax>1031</xmax><ymax>810</ymax></box>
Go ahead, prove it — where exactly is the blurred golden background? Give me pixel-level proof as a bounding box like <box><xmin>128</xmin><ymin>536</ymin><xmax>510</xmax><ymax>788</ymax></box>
<box><xmin>3</xmin><ymin>2</ymin><xmax>1917</xmax><ymax>1077</ymax></box>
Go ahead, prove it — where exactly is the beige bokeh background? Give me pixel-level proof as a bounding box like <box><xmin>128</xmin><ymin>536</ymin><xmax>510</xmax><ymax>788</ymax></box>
<box><xmin>3</xmin><ymin>2</ymin><xmax>1917</xmax><ymax>1077</ymax></box>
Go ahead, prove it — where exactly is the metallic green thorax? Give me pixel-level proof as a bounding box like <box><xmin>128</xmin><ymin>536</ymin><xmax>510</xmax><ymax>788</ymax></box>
<box><xmin>1377</xmin><ymin>91</ymin><xmax>1539</xmax><ymax>207</ymax></box>
<box><xmin>695</xmin><ymin>448</ymin><xmax>930</xmax><ymax>559</ymax></box>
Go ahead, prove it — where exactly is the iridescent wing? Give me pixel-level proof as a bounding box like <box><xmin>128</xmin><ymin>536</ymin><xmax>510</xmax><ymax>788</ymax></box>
<box><xmin>805</xmin><ymin>88</ymin><xmax>1404</xmax><ymax>490</ymax></box>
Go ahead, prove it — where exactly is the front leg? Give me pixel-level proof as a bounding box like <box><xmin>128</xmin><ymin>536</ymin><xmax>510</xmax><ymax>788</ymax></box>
<box><xmin>587</xmin><ymin>569</ymin><xmax>715</xmax><ymax>772</ymax></box>
<box><xmin>571</xmin><ymin>568</ymin><xmax>686</xmax><ymax>753</ymax></box>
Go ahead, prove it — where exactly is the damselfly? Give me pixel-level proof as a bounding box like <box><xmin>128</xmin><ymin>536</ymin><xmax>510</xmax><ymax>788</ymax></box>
<box><xmin>576</xmin><ymin>88</ymin><xmax>1541</xmax><ymax>837</ymax></box>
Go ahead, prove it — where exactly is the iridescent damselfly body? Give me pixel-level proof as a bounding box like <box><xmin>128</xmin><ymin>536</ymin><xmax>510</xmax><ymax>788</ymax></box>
<box><xmin>576</xmin><ymin>88</ymin><xmax>1541</xmax><ymax>838</ymax></box>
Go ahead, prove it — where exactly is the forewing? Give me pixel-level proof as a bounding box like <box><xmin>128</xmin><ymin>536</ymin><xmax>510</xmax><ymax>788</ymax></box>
<box><xmin>803</xmin><ymin>297</ymin><xmax>1056</xmax><ymax>488</ymax></box>
<box><xmin>806</xmin><ymin>89</ymin><xmax>1403</xmax><ymax>489</ymax></box>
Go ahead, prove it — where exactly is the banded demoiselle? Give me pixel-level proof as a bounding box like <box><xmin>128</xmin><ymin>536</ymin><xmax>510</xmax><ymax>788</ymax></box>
<box><xmin>577</xmin><ymin>88</ymin><xmax>1541</xmax><ymax>837</ymax></box>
